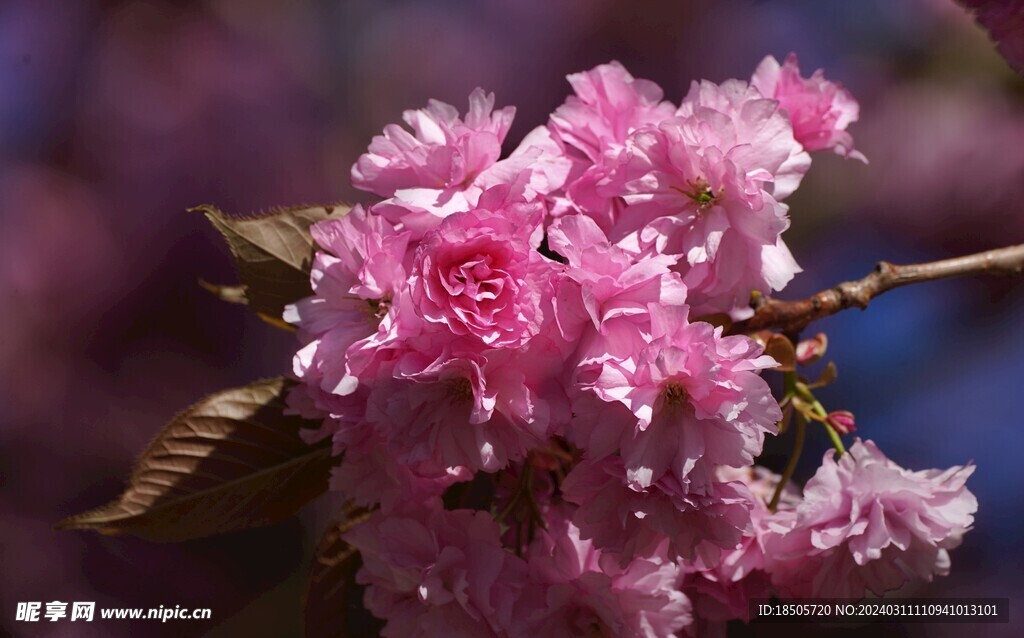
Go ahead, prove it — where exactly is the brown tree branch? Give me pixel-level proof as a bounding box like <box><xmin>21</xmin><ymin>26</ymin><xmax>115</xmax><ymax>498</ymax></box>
<box><xmin>733</xmin><ymin>244</ymin><xmax>1024</xmax><ymax>335</ymax></box>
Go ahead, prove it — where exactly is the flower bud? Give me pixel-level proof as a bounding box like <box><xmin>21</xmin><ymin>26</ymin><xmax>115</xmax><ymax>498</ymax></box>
<box><xmin>826</xmin><ymin>410</ymin><xmax>856</xmax><ymax>435</ymax></box>
<box><xmin>796</xmin><ymin>332</ymin><xmax>828</xmax><ymax>365</ymax></box>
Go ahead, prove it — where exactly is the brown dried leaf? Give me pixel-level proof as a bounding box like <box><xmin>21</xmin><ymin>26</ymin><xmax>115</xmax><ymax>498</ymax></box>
<box><xmin>810</xmin><ymin>361</ymin><xmax>838</xmax><ymax>388</ymax></box>
<box><xmin>55</xmin><ymin>378</ymin><xmax>331</xmax><ymax>542</ymax></box>
<box><xmin>195</xmin><ymin>204</ymin><xmax>350</xmax><ymax>327</ymax></box>
<box><xmin>764</xmin><ymin>334</ymin><xmax>797</xmax><ymax>371</ymax></box>
<box><xmin>304</xmin><ymin>507</ymin><xmax>383</xmax><ymax>638</ymax></box>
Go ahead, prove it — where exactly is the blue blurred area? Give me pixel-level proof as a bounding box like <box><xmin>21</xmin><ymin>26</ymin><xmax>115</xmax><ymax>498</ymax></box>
<box><xmin>1</xmin><ymin>1</ymin><xmax>1021</xmax><ymax>636</ymax></box>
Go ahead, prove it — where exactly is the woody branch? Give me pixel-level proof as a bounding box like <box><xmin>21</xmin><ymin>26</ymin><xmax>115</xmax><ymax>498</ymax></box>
<box><xmin>734</xmin><ymin>244</ymin><xmax>1024</xmax><ymax>335</ymax></box>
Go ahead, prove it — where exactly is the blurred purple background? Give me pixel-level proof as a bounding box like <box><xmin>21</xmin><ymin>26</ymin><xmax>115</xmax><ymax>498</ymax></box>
<box><xmin>2</xmin><ymin>1</ymin><xmax>1022</xmax><ymax>636</ymax></box>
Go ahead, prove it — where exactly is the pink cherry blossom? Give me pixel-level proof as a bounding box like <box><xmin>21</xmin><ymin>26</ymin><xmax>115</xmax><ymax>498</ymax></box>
<box><xmin>573</xmin><ymin>304</ymin><xmax>781</xmax><ymax>493</ymax></box>
<box><xmin>351</xmin><ymin>88</ymin><xmax>515</xmax><ymax>198</ymax></box>
<box><xmin>365</xmin><ymin>332</ymin><xmax>569</xmax><ymax>473</ymax></box>
<box><xmin>328</xmin><ymin>422</ymin><xmax>472</xmax><ymax>513</ymax></box>
<box><xmin>291</xmin><ymin>383</ymin><xmax>472</xmax><ymax>512</ymax></box>
<box><xmin>545</xmin><ymin>213</ymin><xmax>686</xmax><ymax>345</ymax></box>
<box><xmin>751</xmin><ymin>53</ymin><xmax>866</xmax><ymax>161</ymax></box>
<box><xmin>607</xmin><ymin>79</ymin><xmax>810</xmax><ymax>317</ymax></box>
<box><xmin>543</xmin><ymin>62</ymin><xmax>677</xmax><ymax>232</ymax></box>
<box><xmin>410</xmin><ymin>186</ymin><xmax>554</xmax><ymax>348</ymax></box>
<box><xmin>370</xmin><ymin>137</ymin><xmax>573</xmax><ymax>244</ymax></box>
<box><xmin>367</xmin><ymin>349</ymin><xmax>527</xmax><ymax>473</ymax></box>
<box><xmin>674</xmin><ymin>78</ymin><xmax>811</xmax><ymax>201</ymax></box>
<box><xmin>345</xmin><ymin>507</ymin><xmax>527</xmax><ymax>638</ymax></box>
<box><xmin>684</xmin><ymin>466</ymin><xmax>799</xmax><ymax>624</ymax></box>
<box><xmin>477</xmin><ymin>125</ymin><xmax>576</xmax><ymax>208</ymax></box>
<box><xmin>352</xmin><ymin>92</ymin><xmax>570</xmax><ymax>244</ymax></box>
<box><xmin>285</xmin><ymin>206</ymin><xmax>413</xmax><ymax>406</ymax></box>
<box><xmin>549</xmin><ymin>62</ymin><xmax>677</xmax><ymax>163</ymax></box>
<box><xmin>766</xmin><ymin>439</ymin><xmax>977</xmax><ymax>598</ymax></box>
<box><xmin>562</xmin><ymin>456</ymin><xmax>754</xmax><ymax>566</ymax></box>
<box><xmin>371</xmin><ymin>189</ymin><xmax>478</xmax><ymax>242</ymax></box>
<box><xmin>335</xmin><ymin>287</ymin><xmax>427</xmax><ymax>395</ymax></box>
<box><xmin>511</xmin><ymin>505</ymin><xmax>693</xmax><ymax>638</ymax></box>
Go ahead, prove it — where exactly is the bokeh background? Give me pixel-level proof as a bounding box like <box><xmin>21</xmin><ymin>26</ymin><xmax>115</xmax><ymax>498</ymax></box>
<box><xmin>1</xmin><ymin>1</ymin><xmax>1022</xmax><ymax>636</ymax></box>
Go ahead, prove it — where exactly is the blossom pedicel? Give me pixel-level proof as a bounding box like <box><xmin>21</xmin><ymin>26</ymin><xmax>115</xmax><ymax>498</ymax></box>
<box><xmin>285</xmin><ymin>54</ymin><xmax>977</xmax><ymax>636</ymax></box>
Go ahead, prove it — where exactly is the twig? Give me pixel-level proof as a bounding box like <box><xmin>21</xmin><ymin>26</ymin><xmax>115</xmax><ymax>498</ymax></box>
<box><xmin>735</xmin><ymin>244</ymin><xmax>1024</xmax><ymax>335</ymax></box>
<box><xmin>794</xmin><ymin>383</ymin><xmax>845</xmax><ymax>456</ymax></box>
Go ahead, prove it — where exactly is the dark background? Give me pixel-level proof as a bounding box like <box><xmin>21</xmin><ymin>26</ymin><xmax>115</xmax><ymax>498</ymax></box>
<box><xmin>1</xmin><ymin>1</ymin><xmax>1022</xmax><ymax>636</ymax></box>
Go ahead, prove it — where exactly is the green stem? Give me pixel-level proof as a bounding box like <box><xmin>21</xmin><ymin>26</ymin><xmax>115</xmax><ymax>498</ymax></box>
<box><xmin>822</xmin><ymin>421</ymin><xmax>846</xmax><ymax>456</ymax></box>
<box><xmin>783</xmin><ymin>369</ymin><xmax>799</xmax><ymax>397</ymax></box>
<box><xmin>769</xmin><ymin>410</ymin><xmax>806</xmax><ymax>512</ymax></box>
<box><xmin>795</xmin><ymin>383</ymin><xmax>846</xmax><ymax>456</ymax></box>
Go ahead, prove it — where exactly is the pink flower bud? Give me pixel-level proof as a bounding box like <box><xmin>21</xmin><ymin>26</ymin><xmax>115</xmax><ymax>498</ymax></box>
<box><xmin>826</xmin><ymin>410</ymin><xmax>856</xmax><ymax>434</ymax></box>
<box><xmin>796</xmin><ymin>332</ymin><xmax>828</xmax><ymax>365</ymax></box>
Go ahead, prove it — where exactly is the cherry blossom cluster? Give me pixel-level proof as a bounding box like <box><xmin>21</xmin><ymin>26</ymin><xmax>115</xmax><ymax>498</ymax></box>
<box><xmin>286</xmin><ymin>54</ymin><xmax>976</xmax><ymax>637</ymax></box>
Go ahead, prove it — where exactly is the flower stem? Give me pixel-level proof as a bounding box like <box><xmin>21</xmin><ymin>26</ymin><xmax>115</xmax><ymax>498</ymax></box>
<box><xmin>822</xmin><ymin>420</ymin><xmax>846</xmax><ymax>456</ymax></box>
<box><xmin>794</xmin><ymin>383</ymin><xmax>845</xmax><ymax>456</ymax></box>
<box><xmin>769</xmin><ymin>409</ymin><xmax>805</xmax><ymax>512</ymax></box>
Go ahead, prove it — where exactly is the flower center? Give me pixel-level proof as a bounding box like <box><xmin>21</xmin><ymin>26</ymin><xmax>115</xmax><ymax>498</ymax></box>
<box><xmin>679</xmin><ymin>177</ymin><xmax>720</xmax><ymax>210</ymax></box>
<box><xmin>570</xmin><ymin>606</ymin><xmax>610</xmax><ymax>637</ymax></box>
<box><xmin>451</xmin><ymin>377</ymin><xmax>474</xmax><ymax>402</ymax></box>
<box><xmin>417</xmin><ymin>564</ymin><xmax>460</xmax><ymax>607</ymax></box>
<box><xmin>663</xmin><ymin>382</ymin><xmax>688</xmax><ymax>406</ymax></box>
<box><xmin>366</xmin><ymin>295</ymin><xmax>391</xmax><ymax>319</ymax></box>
